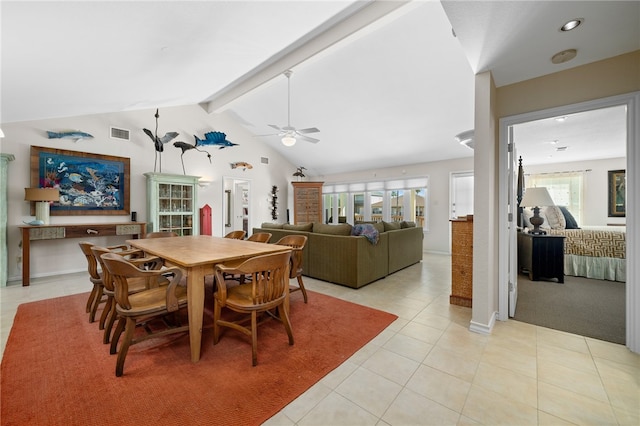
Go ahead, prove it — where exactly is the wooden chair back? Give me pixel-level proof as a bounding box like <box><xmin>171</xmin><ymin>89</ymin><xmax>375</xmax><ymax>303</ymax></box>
<box><xmin>247</xmin><ymin>232</ymin><xmax>272</xmax><ymax>243</ymax></box>
<box><xmin>224</xmin><ymin>230</ymin><xmax>246</xmax><ymax>240</ymax></box>
<box><xmin>275</xmin><ymin>235</ymin><xmax>308</xmax><ymax>303</ymax></box>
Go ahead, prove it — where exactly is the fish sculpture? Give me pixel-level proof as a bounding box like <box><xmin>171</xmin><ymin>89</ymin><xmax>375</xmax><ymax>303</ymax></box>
<box><xmin>173</xmin><ymin>141</ymin><xmax>212</xmax><ymax>175</ymax></box>
<box><xmin>47</xmin><ymin>130</ymin><xmax>94</xmax><ymax>142</ymax></box>
<box><xmin>230</xmin><ymin>162</ymin><xmax>253</xmax><ymax>171</ymax></box>
<box><xmin>194</xmin><ymin>131</ymin><xmax>238</xmax><ymax>149</ymax></box>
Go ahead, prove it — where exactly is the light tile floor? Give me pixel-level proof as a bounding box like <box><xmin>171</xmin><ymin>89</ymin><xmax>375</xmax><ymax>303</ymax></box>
<box><xmin>1</xmin><ymin>253</ymin><xmax>638</xmax><ymax>425</ymax></box>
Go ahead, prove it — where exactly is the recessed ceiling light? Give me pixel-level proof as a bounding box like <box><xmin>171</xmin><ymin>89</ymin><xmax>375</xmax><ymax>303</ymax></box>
<box><xmin>560</xmin><ymin>18</ymin><xmax>584</xmax><ymax>32</ymax></box>
<box><xmin>551</xmin><ymin>49</ymin><xmax>577</xmax><ymax>64</ymax></box>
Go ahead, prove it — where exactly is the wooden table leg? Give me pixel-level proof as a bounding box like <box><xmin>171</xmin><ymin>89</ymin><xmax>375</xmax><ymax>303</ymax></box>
<box><xmin>187</xmin><ymin>265</ymin><xmax>205</xmax><ymax>362</ymax></box>
<box><xmin>21</xmin><ymin>228</ymin><xmax>30</xmax><ymax>286</ymax></box>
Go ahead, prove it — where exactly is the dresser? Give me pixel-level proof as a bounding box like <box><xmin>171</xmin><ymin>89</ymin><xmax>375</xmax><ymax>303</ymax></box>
<box><xmin>518</xmin><ymin>232</ymin><xmax>565</xmax><ymax>283</ymax></box>
<box><xmin>292</xmin><ymin>181</ymin><xmax>323</xmax><ymax>225</ymax></box>
<box><xmin>145</xmin><ymin>173</ymin><xmax>199</xmax><ymax>235</ymax></box>
<box><xmin>450</xmin><ymin>215</ymin><xmax>473</xmax><ymax>307</ymax></box>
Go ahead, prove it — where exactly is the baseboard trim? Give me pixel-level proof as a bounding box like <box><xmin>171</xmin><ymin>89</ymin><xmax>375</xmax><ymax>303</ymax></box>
<box><xmin>469</xmin><ymin>311</ymin><xmax>497</xmax><ymax>335</ymax></box>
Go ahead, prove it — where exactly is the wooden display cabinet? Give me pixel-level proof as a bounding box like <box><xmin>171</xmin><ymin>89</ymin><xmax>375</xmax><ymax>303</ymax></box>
<box><xmin>145</xmin><ymin>172</ymin><xmax>199</xmax><ymax>235</ymax></box>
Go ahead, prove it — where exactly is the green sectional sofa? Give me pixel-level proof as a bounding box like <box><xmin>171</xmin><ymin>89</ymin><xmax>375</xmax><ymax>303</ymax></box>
<box><xmin>252</xmin><ymin>221</ymin><xmax>423</xmax><ymax>289</ymax></box>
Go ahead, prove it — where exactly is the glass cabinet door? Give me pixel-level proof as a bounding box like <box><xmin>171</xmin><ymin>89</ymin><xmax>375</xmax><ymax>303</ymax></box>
<box><xmin>145</xmin><ymin>173</ymin><xmax>199</xmax><ymax>235</ymax></box>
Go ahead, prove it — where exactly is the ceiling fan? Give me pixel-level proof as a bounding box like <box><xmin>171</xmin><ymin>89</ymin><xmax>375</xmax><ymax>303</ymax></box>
<box><xmin>260</xmin><ymin>70</ymin><xmax>320</xmax><ymax>146</ymax></box>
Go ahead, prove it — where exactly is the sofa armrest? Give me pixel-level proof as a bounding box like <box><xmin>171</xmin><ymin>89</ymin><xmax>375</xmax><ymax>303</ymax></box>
<box><xmin>388</xmin><ymin>227</ymin><xmax>423</xmax><ymax>273</ymax></box>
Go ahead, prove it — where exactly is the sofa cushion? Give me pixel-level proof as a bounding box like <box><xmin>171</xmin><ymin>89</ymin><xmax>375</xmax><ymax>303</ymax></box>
<box><xmin>313</xmin><ymin>223</ymin><xmax>352</xmax><ymax>235</ymax></box>
<box><xmin>261</xmin><ymin>222</ymin><xmax>284</xmax><ymax>229</ymax></box>
<box><xmin>401</xmin><ymin>221</ymin><xmax>416</xmax><ymax>228</ymax></box>
<box><xmin>383</xmin><ymin>221</ymin><xmax>401</xmax><ymax>231</ymax></box>
<box><xmin>283</xmin><ymin>223</ymin><xmax>313</xmax><ymax>232</ymax></box>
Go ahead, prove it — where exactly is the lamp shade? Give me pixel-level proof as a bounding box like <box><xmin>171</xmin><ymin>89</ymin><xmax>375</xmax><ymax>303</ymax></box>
<box><xmin>24</xmin><ymin>188</ymin><xmax>60</xmax><ymax>202</ymax></box>
<box><xmin>281</xmin><ymin>135</ymin><xmax>296</xmax><ymax>146</ymax></box>
<box><xmin>520</xmin><ymin>187</ymin><xmax>554</xmax><ymax>208</ymax></box>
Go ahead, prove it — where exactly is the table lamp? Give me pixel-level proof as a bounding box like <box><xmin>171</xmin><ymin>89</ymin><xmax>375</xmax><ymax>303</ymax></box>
<box><xmin>520</xmin><ymin>187</ymin><xmax>554</xmax><ymax>235</ymax></box>
<box><xmin>25</xmin><ymin>188</ymin><xmax>60</xmax><ymax>225</ymax></box>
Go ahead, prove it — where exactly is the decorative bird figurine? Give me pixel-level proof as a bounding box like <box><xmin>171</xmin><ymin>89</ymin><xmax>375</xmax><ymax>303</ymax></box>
<box><xmin>173</xmin><ymin>141</ymin><xmax>212</xmax><ymax>175</ymax></box>
<box><xmin>142</xmin><ymin>109</ymin><xmax>179</xmax><ymax>172</ymax></box>
<box><xmin>293</xmin><ymin>166</ymin><xmax>306</xmax><ymax>178</ymax></box>
<box><xmin>194</xmin><ymin>131</ymin><xmax>238</xmax><ymax>149</ymax></box>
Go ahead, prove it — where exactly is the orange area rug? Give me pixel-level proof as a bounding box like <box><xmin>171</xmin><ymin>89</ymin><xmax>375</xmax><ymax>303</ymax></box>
<box><xmin>1</xmin><ymin>289</ymin><xmax>396</xmax><ymax>425</ymax></box>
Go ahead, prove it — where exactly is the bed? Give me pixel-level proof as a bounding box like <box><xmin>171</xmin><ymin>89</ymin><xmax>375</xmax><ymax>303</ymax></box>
<box><xmin>517</xmin><ymin>158</ymin><xmax>626</xmax><ymax>282</ymax></box>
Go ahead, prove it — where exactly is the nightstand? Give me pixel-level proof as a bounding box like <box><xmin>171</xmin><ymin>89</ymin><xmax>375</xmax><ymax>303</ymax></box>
<box><xmin>517</xmin><ymin>232</ymin><xmax>565</xmax><ymax>283</ymax></box>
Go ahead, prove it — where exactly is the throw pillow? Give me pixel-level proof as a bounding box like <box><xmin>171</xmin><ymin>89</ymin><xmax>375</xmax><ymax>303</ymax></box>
<box><xmin>312</xmin><ymin>223</ymin><xmax>352</xmax><ymax>235</ymax></box>
<box><xmin>544</xmin><ymin>206</ymin><xmax>566</xmax><ymax>229</ymax></box>
<box><xmin>559</xmin><ymin>206</ymin><xmax>580</xmax><ymax>229</ymax></box>
<box><xmin>261</xmin><ymin>222</ymin><xmax>284</xmax><ymax>229</ymax></box>
<box><xmin>383</xmin><ymin>221</ymin><xmax>401</xmax><ymax>232</ymax></box>
<box><xmin>283</xmin><ymin>223</ymin><xmax>313</xmax><ymax>232</ymax></box>
<box><xmin>401</xmin><ymin>221</ymin><xmax>416</xmax><ymax>228</ymax></box>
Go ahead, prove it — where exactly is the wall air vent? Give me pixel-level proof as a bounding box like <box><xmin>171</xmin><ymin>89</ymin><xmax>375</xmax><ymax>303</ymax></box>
<box><xmin>110</xmin><ymin>127</ymin><xmax>130</xmax><ymax>141</ymax></box>
<box><xmin>556</xmin><ymin>146</ymin><xmax>568</xmax><ymax>152</ymax></box>
<box><xmin>261</xmin><ymin>157</ymin><xmax>269</xmax><ymax>164</ymax></box>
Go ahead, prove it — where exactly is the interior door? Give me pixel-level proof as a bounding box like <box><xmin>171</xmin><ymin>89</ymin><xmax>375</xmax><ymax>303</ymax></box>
<box><xmin>508</xmin><ymin>127</ymin><xmax>518</xmax><ymax>317</ymax></box>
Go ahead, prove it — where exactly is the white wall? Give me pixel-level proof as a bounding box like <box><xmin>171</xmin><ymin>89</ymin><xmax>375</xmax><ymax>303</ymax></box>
<box><xmin>524</xmin><ymin>157</ymin><xmax>626</xmax><ymax>227</ymax></box>
<box><xmin>1</xmin><ymin>104</ymin><xmax>298</xmax><ymax>283</ymax></box>
<box><xmin>316</xmin><ymin>156</ymin><xmax>474</xmax><ymax>254</ymax></box>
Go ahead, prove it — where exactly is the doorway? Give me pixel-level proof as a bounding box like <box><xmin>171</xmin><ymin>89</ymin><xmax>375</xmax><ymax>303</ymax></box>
<box><xmin>498</xmin><ymin>92</ymin><xmax>639</xmax><ymax>352</ymax></box>
<box><xmin>222</xmin><ymin>177</ymin><xmax>251</xmax><ymax>236</ymax></box>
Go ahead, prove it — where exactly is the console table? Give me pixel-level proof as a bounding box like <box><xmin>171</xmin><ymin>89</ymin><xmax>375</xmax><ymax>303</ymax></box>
<box><xmin>517</xmin><ymin>232</ymin><xmax>565</xmax><ymax>283</ymax></box>
<box><xmin>19</xmin><ymin>222</ymin><xmax>146</xmax><ymax>286</ymax></box>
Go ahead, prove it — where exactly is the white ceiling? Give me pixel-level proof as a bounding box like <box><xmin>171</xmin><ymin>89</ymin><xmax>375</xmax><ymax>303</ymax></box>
<box><xmin>2</xmin><ymin>1</ymin><xmax>638</xmax><ymax>175</ymax></box>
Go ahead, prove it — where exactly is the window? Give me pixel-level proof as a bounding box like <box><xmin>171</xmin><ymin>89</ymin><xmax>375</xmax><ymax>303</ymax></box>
<box><xmin>323</xmin><ymin>177</ymin><xmax>428</xmax><ymax>229</ymax></box>
<box><xmin>527</xmin><ymin>172</ymin><xmax>584</xmax><ymax>224</ymax></box>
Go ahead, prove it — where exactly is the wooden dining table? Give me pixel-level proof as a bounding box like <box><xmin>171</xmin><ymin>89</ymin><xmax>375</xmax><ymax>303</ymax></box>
<box><xmin>127</xmin><ymin>235</ymin><xmax>292</xmax><ymax>362</ymax></box>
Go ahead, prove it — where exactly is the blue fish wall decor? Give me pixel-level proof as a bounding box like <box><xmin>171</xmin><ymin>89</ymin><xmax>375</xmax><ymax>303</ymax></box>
<box><xmin>194</xmin><ymin>131</ymin><xmax>238</xmax><ymax>149</ymax></box>
<box><xmin>47</xmin><ymin>130</ymin><xmax>94</xmax><ymax>142</ymax></box>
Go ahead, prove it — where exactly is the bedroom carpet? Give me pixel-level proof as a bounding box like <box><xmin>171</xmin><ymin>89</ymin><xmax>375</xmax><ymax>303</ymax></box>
<box><xmin>0</xmin><ymin>289</ymin><xmax>397</xmax><ymax>426</ymax></box>
<box><xmin>513</xmin><ymin>273</ymin><xmax>625</xmax><ymax>344</ymax></box>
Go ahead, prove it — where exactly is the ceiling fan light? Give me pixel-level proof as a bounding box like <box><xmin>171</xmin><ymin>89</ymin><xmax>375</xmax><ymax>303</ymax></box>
<box><xmin>282</xmin><ymin>135</ymin><xmax>296</xmax><ymax>146</ymax></box>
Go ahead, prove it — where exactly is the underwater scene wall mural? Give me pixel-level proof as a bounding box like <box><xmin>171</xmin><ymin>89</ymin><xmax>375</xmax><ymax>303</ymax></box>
<box><xmin>30</xmin><ymin>146</ymin><xmax>130</xmax><ymax>216</ymax></box>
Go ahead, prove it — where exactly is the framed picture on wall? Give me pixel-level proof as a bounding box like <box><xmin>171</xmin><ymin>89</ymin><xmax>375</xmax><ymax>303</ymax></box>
<box><xmin>30</xmin><ymin>146</ymin><xmax>130</xmax><ymax>216</ymax></box>
<box><xmin>608</xmin><ymin>169</ymin><xmax>625</xmax><ymax>217</ymax></box>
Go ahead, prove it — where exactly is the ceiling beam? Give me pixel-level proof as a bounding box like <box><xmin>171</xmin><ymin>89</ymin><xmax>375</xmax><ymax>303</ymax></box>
<box><xmin>199</xmin><ymin>0</ymin><xmax>410</xmax><ymax>114</ymax></box>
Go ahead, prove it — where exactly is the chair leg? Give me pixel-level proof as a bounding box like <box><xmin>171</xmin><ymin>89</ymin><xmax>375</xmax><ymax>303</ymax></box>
<box><xmin>115</xmin><ymin>317</ymin><xmax>135</xmax><ymax>377</ymax></box>
<box><xmin>251</xmin><ymin>311</ymin><xmax>258</xmax><ymax>366</ymax></box>
<box><xmin>86</xmin><ymin>285</ymin><xmax>98</xmax><ymax>314</ymax></box>
<box><xmin>110</xmin><ymin>317</ymin><xmax>125</xmax><ymax>355</ymax></box>
<box><xmin>103</xmin><ymin>300</ymin><xmax>117</xmax><ymax>344</ymax></box>
<box><xmin>213</xmin><ymin>299</ymin><xmax>222</xmax><ymax>345</ymax></box>
<box><xmin>296</xmin><ymin>275</ymin><xmax>308</xmax><ymax>303</ymax></box>
<box><xmin>278</xmin><ymin>302</ymin><xmax>295</xmax><ymax>346</ymax></box>
<box><xmin>89</xmin><ymin>286</ymin><xmax>104</xmax><ymax>323</ymax></box>
<box><xmin>99</xmin><ymin>296</ymin><xmax>111</xmax><ymax>330</ymax></box>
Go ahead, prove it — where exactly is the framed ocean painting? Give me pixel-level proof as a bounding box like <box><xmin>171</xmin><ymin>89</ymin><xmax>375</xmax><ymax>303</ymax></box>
<box><xmin>30</xmin><ymin>146</ymin><xmax>130</xmax><ymax>216</ymax></box>
<box><xmin>608</xmin><ymin>169</ymin><xmax>625</xmax><ymax>217</ymax></box>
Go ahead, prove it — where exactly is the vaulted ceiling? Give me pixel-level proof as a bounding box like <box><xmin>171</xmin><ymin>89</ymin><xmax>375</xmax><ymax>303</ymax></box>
<box><xmin>2</xmin><ymin>1</ymin><xmax>638</xmax><ymax>175</ymax></box>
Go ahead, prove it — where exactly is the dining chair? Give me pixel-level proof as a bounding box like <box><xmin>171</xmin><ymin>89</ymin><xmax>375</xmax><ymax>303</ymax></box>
<box><xmin>101</xmin><ymin>252</ymin><xmax>188</xmax><ymax>377</ymax></box>
<box><xmin>275</xmin><ymin>235</ymin><xmax>309</xmax><ymax>303</ymax></box>
<box><xmin>78</xmin><ymin>242</ymin><xmax>134</xmax><ymax>323</ymax></box>
<box><xmin>247</xmin><ymin>232</ymin><xmax>272</xmax><ymax>243</ymax></box>
<box><xmin>91</xmin><ymin>245</ymin><xmax>166</xmax><ymax>346</ymax></box>
<box><xmin>224</xmin><ymin>230</ymin><xmax>246</xmax><ymax>240</ymax></box>
<box><xmin>213</xmin><ymin>251</ymin><xmax>293</xmax><ymax>366</ymax></box>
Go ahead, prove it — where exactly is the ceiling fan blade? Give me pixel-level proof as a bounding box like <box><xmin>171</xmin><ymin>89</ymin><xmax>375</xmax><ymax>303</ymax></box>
<box><xmin>268</xmin><ymin>124</ymin><xmax>283</xmax><ymax>131</ymax></box>
<box><xmin>298</xmin><ymin>134</ymin><xmax>320</xmax><ymax>143</ymax></box>
<box><xmin>254</xmin><ymin>132</ymin><xmax>280</xmax><ymax>137</ymax></box>
<box><xmin>297</xmin><ymin>127</ymin><xmax>320</xmax><ymax>134</ymax></box>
